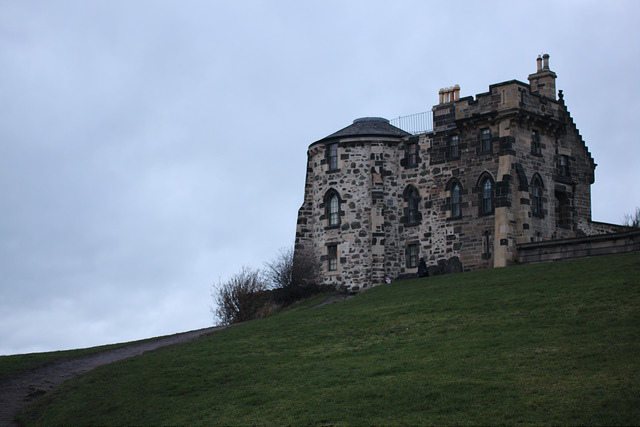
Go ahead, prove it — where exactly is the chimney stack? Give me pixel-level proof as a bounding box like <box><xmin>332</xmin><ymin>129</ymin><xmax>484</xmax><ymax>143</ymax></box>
<box><xmin>438</xmin><ymin>85</ymin><xmax>460</xmax><ymax>104</ymax></box>
<box><xmin>528</xmin><ymin>53</ymin><xmax>557</xmax><ymax>100</ymax></box>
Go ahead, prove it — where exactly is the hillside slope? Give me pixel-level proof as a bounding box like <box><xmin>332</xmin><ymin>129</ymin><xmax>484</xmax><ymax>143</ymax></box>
<box><xmin>17</xmin><ymin>252</ymin><xmax>640</xmax><ymax>425</ymax></box>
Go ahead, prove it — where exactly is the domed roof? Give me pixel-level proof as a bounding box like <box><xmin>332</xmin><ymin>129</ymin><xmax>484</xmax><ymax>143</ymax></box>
<box><xmin>314</xmin><ymin>117</ymin><xmax>410</xmax><ymax>144</ymax></box>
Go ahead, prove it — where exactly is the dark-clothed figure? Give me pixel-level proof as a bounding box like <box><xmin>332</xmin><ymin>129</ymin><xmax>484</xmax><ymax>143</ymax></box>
<box><xmin>417</xmin><ymin>258</ymin><xmax>428</xmax><ymax>278</ymax></box>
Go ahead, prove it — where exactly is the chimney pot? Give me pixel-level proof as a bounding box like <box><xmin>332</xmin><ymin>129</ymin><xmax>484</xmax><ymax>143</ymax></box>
<box><xmin>542</xmin><ymin>53</ymin><xmax>550</xmax><ymax>70</ymax></box>
<box><xmin>536</xmin><ymin>55</ymin><xmax>542</xmax><ymax>72</ymax></box>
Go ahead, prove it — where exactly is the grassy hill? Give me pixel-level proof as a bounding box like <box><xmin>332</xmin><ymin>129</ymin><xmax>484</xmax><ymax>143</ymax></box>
<box><xmin>16</xmin><ymin>252</ymin><xmax>640</xmax><ymax>425</ymax></box>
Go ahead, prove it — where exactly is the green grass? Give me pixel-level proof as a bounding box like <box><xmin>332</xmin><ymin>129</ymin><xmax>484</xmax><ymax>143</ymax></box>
<box><xmin>16</xmin><ymin>252</ymin><xmax>640</xmax><ymax>425</ymax></box>
<box><xmin>0</xmin><ymin>292</ymin><xmax>332</xmax><ymax>382</ymax></box>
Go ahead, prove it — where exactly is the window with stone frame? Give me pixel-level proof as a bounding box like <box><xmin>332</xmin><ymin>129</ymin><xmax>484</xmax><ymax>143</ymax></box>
<box><xmin>324</xmin><ymin>189</ymin><xmax>341</xmax><ymax>227</ymax></box>
<box><xmin>408</xmin><ymin>189</ymin><xmax>419</xmax><ymax>223</ymax></box>
<box><xmin>403</xmin><ymin>185</ymin><xmax>421</xmax><ymax>225</ymax></box>
<box><xmin>531</xmin><ymin>129</ymin><xmax>541</xmax><ymax>155</ymax></box>
<box><xmin>478</xmin><ymin>174</ymin><xmax>494</xmax><ymax>215</ymax></box>
<box><xmin>531</xmin><ymin>175</ymin><xmax>544</xmax><ymax>217</ymax></box>
<box><xmin>406</xmin><ymin>244</ymin><xmax>419</xmax><ymax>269</ymax></box>
<box><xmin>327</xmin><ymin>244</ymin><xmax>338</xmax><ymax>271</ymax></box>
<box><xmin>451</xmin><ymin>182</ymin><xmax>462</xmax><ymax>218</ymax></box>
<box><xmin>482</xmin><ymin>229</ymin><xmax>493</xmax><ymax>259</ymax></box>
<box><xmin>449</xmin><ymin>135</ymin><xmax>460</xmax><ymax>160</ymax></box>
<box><xmin>480</xmin><ymin>128</ymin><xmax>491</xmax><ymax>153</ymax></box>
<box><xmin>327</xmin><ymin>143</ymin><xmax>338</xmax><ymax>171</ymax></box>
<box><xmin>559</xmin><ymin>154</ymin><xmax>570</xmax><ymax>178</ymax></box>
<box><xmin>406</xmin><ymin>141</ymin><xmax>419</xmax><ymax>168</ymax></box>
<box><xmin>555</xmin><ymin>190</ymin><xmax>571</xmax><ymax>228</ymax></box>
<box><xmin>329</xmin><ymin>194</ymin><xmax>339</xmax><ymax>225</ymax></box>
<box><xmin>446</xmin><ymin>178</ymin><xmax>463</xmax><ymax>219</ymax></box>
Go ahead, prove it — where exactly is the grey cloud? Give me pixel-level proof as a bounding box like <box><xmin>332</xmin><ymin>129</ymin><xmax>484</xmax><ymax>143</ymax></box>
<box><xmin>1</xmin><ymin>0</ymin><xmax>638</xmax><ymax>354</ymax></box>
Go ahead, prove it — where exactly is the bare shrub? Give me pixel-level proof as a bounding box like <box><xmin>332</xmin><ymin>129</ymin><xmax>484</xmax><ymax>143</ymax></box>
<box><xmin>264</xmin><ymin>247</ymin><xmax>295</xmax><ymax>289</ymax></box>
<box><xmin>211</xmin><ymin>267</ymin><xmax>269</xmax><ymax>325</ymax></box>
<box><xmin>264</xmin><ymin>246</ymin><xmax>325</xmax><ymax>305</ymax></box>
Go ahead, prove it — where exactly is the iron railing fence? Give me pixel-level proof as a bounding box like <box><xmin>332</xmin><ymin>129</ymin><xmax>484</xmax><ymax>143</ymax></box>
<box><xmin>390</xmin><ymin>111</ymin><xmax>433</xmax><ymax>135</ymax></box>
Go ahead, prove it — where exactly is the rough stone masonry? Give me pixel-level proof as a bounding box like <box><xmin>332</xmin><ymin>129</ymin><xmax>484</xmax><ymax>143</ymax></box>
<box><xmin>295</xmin><ymin>55</ymin><xmax>622</xmax><ymax>293</ymax></box>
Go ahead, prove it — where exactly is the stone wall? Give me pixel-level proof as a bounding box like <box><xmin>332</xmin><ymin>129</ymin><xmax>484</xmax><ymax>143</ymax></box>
<box><xmin>517</xmin><ymin>229</ymin><xmax>640</xmax><ymax>264</ymax></box>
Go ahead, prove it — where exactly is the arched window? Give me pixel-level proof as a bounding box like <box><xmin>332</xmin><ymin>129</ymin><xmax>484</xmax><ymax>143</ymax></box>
<box><xmin>531</xmin><ymin>174</ymin><xmax>544</xmax><ymax>217</ymax></box>
<box><xmin>477</xmin><ymin>173</ymin><xmax>495</xmax><ymax>215</ymax></box>
<box><xmin>324</xmin><ymin>189</ymin><xmax>341</xmax><ymax>227</ymax></box>
<box><xmin>446</xmin><ymin>178</ymin><xmax>463</xmax><ymax>219</ymax></box>
<box><xmin>402</xmin><ymin>185</ymin><xmax>421</xmax><ymax>225</ymax></box>
<box><xmin>408</xmin><ymin>189</ymin><xmax>419</xmax><ymax>223</ymax></box>
<box><xmin>482</xmin><ymin>179</ymin><xmax>492</xmax><ymax>213</ymax></box>
<box><xmin>451</xmin><ymin>183</ymin><xmax>461</xmax><ymax>218</ymax></box>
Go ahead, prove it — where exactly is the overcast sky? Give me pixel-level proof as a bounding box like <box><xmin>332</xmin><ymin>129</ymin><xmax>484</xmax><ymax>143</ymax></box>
<box><xmin>1</xmin><ymin>0</ymin><xmax>638</xmax><ymax>355</ymax></box>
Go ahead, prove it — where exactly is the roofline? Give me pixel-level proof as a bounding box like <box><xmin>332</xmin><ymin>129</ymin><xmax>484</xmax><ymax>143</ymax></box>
<box><xmin>309</xmin><ymin>134</ymin><xmax>407</xmax><ymax>149</ymax></box>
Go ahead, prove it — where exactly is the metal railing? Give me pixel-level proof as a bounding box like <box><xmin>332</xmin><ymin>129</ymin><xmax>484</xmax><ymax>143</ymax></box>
<box><xmin>390</xmin><ymin>111</ymin><xmax>433</xmax><ymax>135</ymax></box>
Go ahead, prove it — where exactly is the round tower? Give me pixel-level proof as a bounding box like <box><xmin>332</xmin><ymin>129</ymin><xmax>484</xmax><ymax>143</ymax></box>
<box><xmin>295</xmin><ymin>117</ymin><xmax>410</xmax><ymax>292</ymax></box>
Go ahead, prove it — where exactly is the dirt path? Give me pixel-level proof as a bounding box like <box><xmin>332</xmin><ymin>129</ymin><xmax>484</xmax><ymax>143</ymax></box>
<box><xmin>0</xmin><ymin>326</ymin><xmax>226</xmax><ymax>426</ymax></box>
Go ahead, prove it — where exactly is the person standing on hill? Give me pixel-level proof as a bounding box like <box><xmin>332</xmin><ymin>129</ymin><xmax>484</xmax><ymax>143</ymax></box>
<box><xmin>417</xmin><ymin>257</ymin><xmax>428</xmax><ymax>278</ymax></box>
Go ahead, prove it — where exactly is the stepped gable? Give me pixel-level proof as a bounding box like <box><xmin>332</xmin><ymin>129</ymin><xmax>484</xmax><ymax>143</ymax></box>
<box><xmin>313</xmin><ymin>117</ymin><xmax>410</xmax><ymax>145</ymax></box>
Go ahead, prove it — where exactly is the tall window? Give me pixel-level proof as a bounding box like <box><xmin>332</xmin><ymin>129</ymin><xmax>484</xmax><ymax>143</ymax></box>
<box><xmin>329</xmin><ymin>194</ymin><xmax>339</xmax><ymax>225</ymax></box>
<box><xmin>555</xmin><ymin>191</ymin><xmax>571</xmax><ymax>228</ymax></box>
<box><xmin>324</xmin><ymin>190</ymin><xmax>341</xmax><ymax>227</ymax></box>
<box><xmin>407</xmin><ymin>244</ymin><xmax>419</xmax><ymax>269</ymax></box>
<box><xmin>406</xmin><ymin>142</ymin><xmax>418</xmax><ymax>167</ymax></box>
<box><xmin>483</xmin><ymin>230</ymin><xmax>492</xmax><ymax>258</ymax></box>
<box><xmin>531</xmin><ymin>175</ymin><xmax>543</xmax><ymax>217</ymax></box>
<box><xmin>327</xmin><ymin>245</ymin><xmax>338</xmax><ymax>271</ymax></box>
<box><xmin>531</xmin><ymin>130</ymin><xmax>541</xmax><ymax>155</ymax></box>
<box><xmin>449</xmin><ymin>135</ymin><xmax>460</xmax><ymax>159</ymax></box>
<box><xmin>559</xmin><ymin>155</ymin><xmax>569</xmax><ymax>177</ymax></box>
<box><xmin>481</xmin><ymin>128</ymin><xmax>491</xmax><ymax>152</ymax></box>
<box><xmin>451</xmin><ymin>183</ymin><xmax>461</xmax><ymax>218</ymax></box>
<box><xmin>408</xmin><ymin>188</ymin><xmax>419</xmax><ymax>223</ymax></box>
<box><xmin>481</xmin><ymin>177</ymin><xmax>493</xmax><ymax>215</ymax></box>
<box><xmin>403</xmin><ymin>186</ymin><xmax>421</xmax><ymax>225</ymax></box>
<box><xmin>328</xmin><ymin>143</ymin><xmax>338</xmax><ymax>171</ymax></box>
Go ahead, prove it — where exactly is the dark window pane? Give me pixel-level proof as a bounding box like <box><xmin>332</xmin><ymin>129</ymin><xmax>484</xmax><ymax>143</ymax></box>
<box><xmin>328</xmin><ymin>245</ymin><xmax>338</xmax><ymax>271</ymax></box>
<box><xmin>329</xmin><ymin>195</ymin><xmax>339</xmax><ymax>225</ymax></box>
<box><xmin>481</xmin><ymin>128</ymin><xmax>491</xmax><ymax>152</ymax></box>
<box><xmin>408</xmin><ymin>189</ymin><xmax>419</xmax><ymax>223</ymax></box>
<box><xmin>531</xmin><ymin>130</ymin><xmax>540</xmax><ymax>154</ymax></box>
<box><xmin>452</xmin><ymin>183</ymin><xmax>461</xmax><ymax>217</ymax></box>
<box><xmin>482</xmin><ymin>179</ymin><xmax>492</xmax><ymax>213</ymax></box>
<box><xmin>407</xmin><ymin>244</ymin><xmax>418</xmax><ymax>268</ymax></box>
<box><xmin>328</xmin><ymin>143</ymin><xmax>338</xmax><ymax>170</ymax></box>
<box><xmin>406</xmin><ymin>143</ymin><xmax>418</xmax><ymax>167</ymax></box>
<box><xmin>450</xmin><ymin>135</ymin><xmax>459</xmax><ymax>159</ymax></box>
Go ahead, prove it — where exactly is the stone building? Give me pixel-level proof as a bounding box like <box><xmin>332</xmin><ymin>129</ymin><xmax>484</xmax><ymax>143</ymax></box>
<box><xmin>294</xmin><ymin>55</ymin><xmax>621</xmax><ymax>292</ymax></box>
